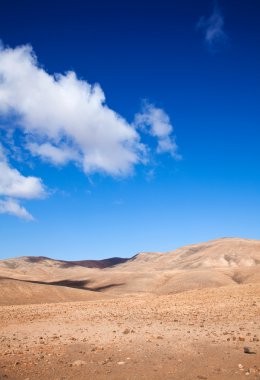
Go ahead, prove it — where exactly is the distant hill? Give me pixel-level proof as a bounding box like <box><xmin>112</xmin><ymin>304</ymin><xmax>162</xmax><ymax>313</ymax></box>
<box><xmin>0</xmin><ymin>237</ymin><xmax>260</xmax><ymax>305</ymax></box>
<box><xmin>14</xmin><ymin>255</ymin><xmax>129</xmax><ymax>269</ymax></box>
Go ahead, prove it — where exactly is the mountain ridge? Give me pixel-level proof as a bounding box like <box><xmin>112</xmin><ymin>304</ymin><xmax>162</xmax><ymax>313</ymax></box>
<box><xmin>1</xmin><ymin>236</ymin><xmax>259</xmax><ymax>267</ymax></box>
<box><xmin>0</xmin><ymin>237</ymin><xmax>260</xmax><ymax>305</ymax></box>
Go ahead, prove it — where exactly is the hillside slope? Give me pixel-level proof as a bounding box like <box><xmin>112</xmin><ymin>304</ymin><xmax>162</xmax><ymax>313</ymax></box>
<box><xmin>0</xmin><ymin>237</ymin><xmax>259</xmax><ymax>304</ymax></box>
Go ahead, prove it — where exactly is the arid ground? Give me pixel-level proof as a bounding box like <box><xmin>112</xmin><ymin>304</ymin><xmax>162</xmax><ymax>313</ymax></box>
<box><xmin>0</xmin><ymin>238</ymin><xmax>260</xmax><ymax>379</ymax></box>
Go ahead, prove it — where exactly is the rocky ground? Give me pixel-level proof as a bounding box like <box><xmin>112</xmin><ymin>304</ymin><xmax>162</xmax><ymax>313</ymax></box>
<box><xmin>0</xmin><ymin>283</ymin><xmax>259</xmax><ymax>379</ymax></box>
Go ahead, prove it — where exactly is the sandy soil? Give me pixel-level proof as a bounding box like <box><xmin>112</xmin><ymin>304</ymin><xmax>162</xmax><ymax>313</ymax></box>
<box><xmin>1</xmin><ymin>283</ymin><xmax>259</xmax><ymax>380</ymax></box>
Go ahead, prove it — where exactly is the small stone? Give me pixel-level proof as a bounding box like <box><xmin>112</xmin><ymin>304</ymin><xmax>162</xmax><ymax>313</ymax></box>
<box><xmin>117</xmin><ymin>361</ymin><xmax>125</xmax><ymax>365</ymax></box>
<box><xmin>123</xmin><ymin>328</ymin><xmax>130</xmax><ymax>335</ymax></box>
<box><xmin>72</xmin><ymin>360</ymin><xmax>86</xmax><ymax>366</ymax></box>
<box><xmin>239</xmin><ymin>336</ymin><xmax>245</xmax><ymax>342</ymax></box>
<box><xmin>244</xmin><ymin>346</ymin><xmax>256</xmax><ymax>354</ymax></box>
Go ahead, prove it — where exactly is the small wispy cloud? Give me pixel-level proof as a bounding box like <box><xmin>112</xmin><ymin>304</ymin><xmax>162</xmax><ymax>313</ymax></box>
<box><xmin>197</xmin><ymin>3</ymin><xmax>227</xmax><ymax>52</ymax></box>
<box><xmin>0</xmin><ymin>198</ymin><xmax>34</xmax><ymax>221</ymax></box>
<box><xmin>112</xmin><ymin>199</ymin><xmax>124</xmax><ymax>206</ymax></box>
<box><xmin>134</xmin><ymin>102</ymin><xmax>181</xmax><ymax>160</ymax></box>
<box><xmin>0</xmin><ymin>143</ymin><xmax>45</xmax><ymax>220</ymax></box>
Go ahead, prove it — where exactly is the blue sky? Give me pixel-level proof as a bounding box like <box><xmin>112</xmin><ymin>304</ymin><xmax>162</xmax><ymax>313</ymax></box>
<box><xmin>0</xmin><ymin>0</ymin><xmax>259</xmax><ymax>260</ymax></box>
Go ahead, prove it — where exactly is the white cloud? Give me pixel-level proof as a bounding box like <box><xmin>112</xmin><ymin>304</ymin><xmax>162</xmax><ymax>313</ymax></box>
<box><xmin>0</xmin><ymin>198</ymin><xmax>33</xmax><ymax>220</ymax></box>
<box><xmin>134</xmin><ymin>103</ymin><xmax>180</xmax><ymax>159</ymax></box>
<box><xmin>0</xmin><ymin>144</ymin><xmax>45</xmax><ymax>219</ymax></box>
<box><xmin>0</xmin><ymin>153</ymin><xmax>45</xmax><ymax>199</ymax></box>
<box><xmin>0</xmin><ymin>41</ymin><xmax>180</xmax><ymax>219</ymax></box>
<box><xmin>197</xmin><ymin>4</ymin><xmax>227</xmax><ymax>51</ymax></box>
<box><xmin>0</xmin><ymin>43</ymin><xmax>145</xmax><ymax>176</ymax></box>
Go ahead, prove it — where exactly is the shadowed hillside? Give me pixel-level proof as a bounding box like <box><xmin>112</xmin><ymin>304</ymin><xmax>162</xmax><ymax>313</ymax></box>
<box><xmin>0</xmin><ymin>237</ymin><xmax>260</xmax><ymax>305</ymax></box>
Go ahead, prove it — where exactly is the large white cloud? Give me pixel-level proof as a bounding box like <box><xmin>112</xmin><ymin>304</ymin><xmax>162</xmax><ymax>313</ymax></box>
<box><xmin>0</xmin><ymin>43</ymin><xmax>145</xmax><ymax>176</ymax></box>
<box><xmin>0</xmin><ymin>41</ymin><xmax>179</xmax><ymax>219</ymax></box>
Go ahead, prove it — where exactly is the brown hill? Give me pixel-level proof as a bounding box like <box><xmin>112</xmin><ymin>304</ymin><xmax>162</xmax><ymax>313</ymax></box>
<box><xmin>0</xmin><ymin>237</ymin><xmax>259</xmax><ymax>305</ymax></box>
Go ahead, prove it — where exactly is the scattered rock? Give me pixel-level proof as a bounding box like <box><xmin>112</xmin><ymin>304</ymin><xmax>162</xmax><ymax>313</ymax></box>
<box><xmin>72</xmin><ymin>360</ymin><xmax>86</xmax><ymax>366</ymax></box>
<box><xmin>244</xmin><ymin>346</ymin><xmax>256</xmax><ymax>354</ymax></box>
<box><xmin>101</xmin><ymin>357</ymin><xmax>112</xmax><ymax>365</ymax></box>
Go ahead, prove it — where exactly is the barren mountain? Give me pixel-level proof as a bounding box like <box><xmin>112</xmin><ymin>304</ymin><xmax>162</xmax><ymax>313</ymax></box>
<box><xmin>0</xmin><ymin>237</ymin><xmax>259</xmax><ymax>305</ymax></box>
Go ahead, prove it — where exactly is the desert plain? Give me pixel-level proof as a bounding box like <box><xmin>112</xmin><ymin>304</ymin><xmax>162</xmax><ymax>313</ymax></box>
<box><xmin>0</xmin><ymin>237</ymin><xmax>260</xmax><ymax>379</ymax></box>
